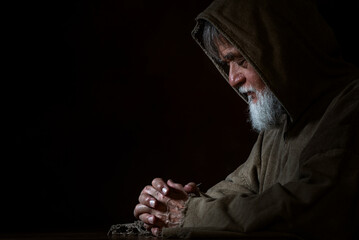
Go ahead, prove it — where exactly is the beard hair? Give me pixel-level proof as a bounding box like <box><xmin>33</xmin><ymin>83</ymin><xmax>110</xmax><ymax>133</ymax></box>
<box><xmin>240</xmin><ymin>86</ymin><xmax>285</xmax><ymax>132</ymax></box>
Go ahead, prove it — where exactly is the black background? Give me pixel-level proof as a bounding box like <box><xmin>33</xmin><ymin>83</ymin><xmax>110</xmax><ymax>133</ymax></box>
<box><xmin>3</xmin><ymin>0</ymin><xmax>358</xmax><ymax>233</ymax></box>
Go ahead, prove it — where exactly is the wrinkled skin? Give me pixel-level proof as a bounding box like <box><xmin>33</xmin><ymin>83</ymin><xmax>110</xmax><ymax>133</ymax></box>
<box><xmin>216</xmin><ymin>36</ymin><xmax>266</xmax><ymax>103</ymax></box>
<box><xmin>134</xmin><ymin>178</ymin><xmax>199</xmax><ymax>236</ymax></box>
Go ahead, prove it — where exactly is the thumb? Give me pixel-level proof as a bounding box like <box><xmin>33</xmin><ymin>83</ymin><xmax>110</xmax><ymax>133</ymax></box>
<box><xmin>184</xmin><ymin>182</ymin><xmax>200</xmax><ymax>196</ymax></box>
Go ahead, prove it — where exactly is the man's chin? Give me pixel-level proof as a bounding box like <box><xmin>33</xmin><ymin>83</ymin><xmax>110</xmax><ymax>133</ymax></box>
<box><xmin>247</xmin><ymin>88</ymin><xmax>285</xmax><ymax>132</ymax></box>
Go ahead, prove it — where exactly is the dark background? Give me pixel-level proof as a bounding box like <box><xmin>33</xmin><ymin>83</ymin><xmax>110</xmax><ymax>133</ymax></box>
<box><xmin>3</xmin><ymin>0</ymin><xmax>358</xmax><ymax>233</ymax></box>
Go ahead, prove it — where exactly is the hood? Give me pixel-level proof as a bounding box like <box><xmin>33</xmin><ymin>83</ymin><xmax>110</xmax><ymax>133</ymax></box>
<box><xmin>192</xmin><ymin>0</ymin><xmax>359</xmax><ymax>122</ymax></box>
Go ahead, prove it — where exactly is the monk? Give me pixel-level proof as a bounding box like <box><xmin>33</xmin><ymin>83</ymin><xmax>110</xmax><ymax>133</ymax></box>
<box><xmin>133</xmin><ymin>0</ymin><xmax>359</xmax><ymax>239</ymax></box>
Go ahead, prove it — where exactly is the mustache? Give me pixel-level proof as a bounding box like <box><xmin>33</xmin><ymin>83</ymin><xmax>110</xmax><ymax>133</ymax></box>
<box><xmin>239</xmin><ymin>86</ymin><xmax>257</xmax><ymax>94</ymax></box>
<box><xmin>239</xmin><ymin>86</ymin><xmax>258</xmax><ymax>102</ymax></box>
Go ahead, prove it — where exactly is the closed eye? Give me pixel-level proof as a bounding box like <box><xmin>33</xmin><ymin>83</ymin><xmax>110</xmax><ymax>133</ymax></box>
<box><xmin>236</xmin><ymin>58</ymin><xmax>248</xmax><ymax>68</ymax></box>
<box><xmin>222</xmin><ymin>53</ymin><xmax>247</xmax><ymax>68</ymax></box>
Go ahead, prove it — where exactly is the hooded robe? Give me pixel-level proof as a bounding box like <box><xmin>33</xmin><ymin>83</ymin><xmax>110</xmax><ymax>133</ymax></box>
<box><xmin>162</xmin><ymin>0</ymin><xmax>359</xmax><ymax>239</ymax></box>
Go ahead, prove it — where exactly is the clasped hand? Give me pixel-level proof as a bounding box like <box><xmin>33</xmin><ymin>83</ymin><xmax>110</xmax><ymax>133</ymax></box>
<box><xmin>134</xmin><ymin>178</ymin><xmax>198</xmax><ymax>236</ymax></box>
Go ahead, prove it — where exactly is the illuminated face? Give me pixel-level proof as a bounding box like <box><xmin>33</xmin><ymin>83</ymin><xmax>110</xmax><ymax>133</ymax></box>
<box><xmin>216</xmin><ymin>37</ymin><xmax>285</xmax><ymax>132</ymax></box>
<box><xmin>216</xmin><ymin>39</ymin><xmax>266</xmax><ymax>104</ymax></box>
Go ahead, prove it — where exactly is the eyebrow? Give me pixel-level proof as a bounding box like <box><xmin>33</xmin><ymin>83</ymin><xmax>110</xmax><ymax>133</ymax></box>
<box><xmin>220</xmin><ymin>52</ymin><xmax>244</xmax><ymax>65</ymax></box>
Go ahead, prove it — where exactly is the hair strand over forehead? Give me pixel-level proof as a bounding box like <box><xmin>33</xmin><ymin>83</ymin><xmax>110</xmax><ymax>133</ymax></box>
<box><xmin>202</xmin><ymin>21</ymin><xmax>222</xmax><ymax>62</ymax></box>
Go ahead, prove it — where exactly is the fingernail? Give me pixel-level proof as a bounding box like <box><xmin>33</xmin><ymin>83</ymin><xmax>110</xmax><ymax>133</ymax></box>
<box><xmin>148</xmin><ymin>216</ymin><xmax>155</xmax><ymax>224</ymax></box>
<box><xmin>149</xmin><ymin>199</ymin><xmax>155</xmax><ymax>208</ymax></box>
<box><xmin>162</xmin><ymin>187</ymin><xmax>168</xmax><ymax>194</ymax></box>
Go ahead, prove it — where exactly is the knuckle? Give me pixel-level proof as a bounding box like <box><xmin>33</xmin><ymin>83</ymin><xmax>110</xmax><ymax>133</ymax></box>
<box><xmin>152</xmin><ymin>178</ymin><xmax>162</xmax><ymax>186</ymax></box>
<box><xmin>151</xmin><ymin>178</ymin><xmax>157</xmax><ymax>186</ymax></box>
<box><xmin>139</xmin><ymin>193</ymin><xmax>146</xmax><ymax>203</ymax></box>
<box><xmin>144</xmin><ymin>185</ymin><xmax>152</xmax><ymax>192</ymax></box>
<box><xmin>138</xmin><ymin>213</ymin><xmax>146</xmax><ymax>222</ymax></box>
<box><xmin>133</xmin><ymin>205</ymin><xmax>140</xmax><ymax>217</ymax></box>
<box><xmin>153</xmin><ymin>190</ymin><xmax>163</xmax><ymax>201</ymax></box>
<box><xmin>136</xmin><ymin>203</ymin><xmax>143</xmax><ymax>210</ymax></box>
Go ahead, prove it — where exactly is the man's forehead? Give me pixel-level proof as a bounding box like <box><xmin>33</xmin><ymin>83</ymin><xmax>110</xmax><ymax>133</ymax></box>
<box><xmin>216</xmin><ymin>39</ymin><xmax>242</xmax><ymax>60</ymax></box>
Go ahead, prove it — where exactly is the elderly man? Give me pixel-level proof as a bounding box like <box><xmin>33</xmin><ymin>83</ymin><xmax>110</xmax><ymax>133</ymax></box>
<box><xmin>133</xmin><ymin>0</ymin><xmax>359</xmax><ymax>239</ymax></box>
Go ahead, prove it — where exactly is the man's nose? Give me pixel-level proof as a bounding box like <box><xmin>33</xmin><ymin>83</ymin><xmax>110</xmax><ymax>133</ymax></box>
<box><xmin>228</xmin><ymin>62</ymin><xmax>245</xmax><ymax>89</ymax></box>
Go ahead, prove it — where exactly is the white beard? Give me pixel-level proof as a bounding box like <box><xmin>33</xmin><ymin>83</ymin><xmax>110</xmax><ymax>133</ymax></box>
<box><xmin>240</xmin><ymin>86</ymin><xmax>285</xmax><ymax>132</ymax></box>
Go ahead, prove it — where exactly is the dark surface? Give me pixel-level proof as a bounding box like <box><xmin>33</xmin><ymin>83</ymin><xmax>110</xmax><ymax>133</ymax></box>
<box><xmin>0</xmin><ymin>232</ymin><xmax>303</xmax><ymax>240</ymax></box>
<box><xmin>0</xmin><ymin>232</ymin><xmax>110</xmax><ymax>240</ymax></box>
<box><xmin>0</xmin><ymin>232</ymin><xmax>160</xmax><ymax>240</ymax></box>
<box><xmin>2</xmin><ymin>0</ymin><xmax>358</xmax><ymax>234</ymax></box>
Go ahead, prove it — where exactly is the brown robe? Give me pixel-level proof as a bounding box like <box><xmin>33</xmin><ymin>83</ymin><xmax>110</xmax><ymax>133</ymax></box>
<box><xmin>162</xmin><ymin>0</ymin><xmax>359</xmax><ymax>239</ymax></box>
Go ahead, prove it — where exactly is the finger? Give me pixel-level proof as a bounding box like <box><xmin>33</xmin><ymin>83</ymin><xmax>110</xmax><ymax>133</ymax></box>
<box><xmin>134</xmin><ymin>203</ymin><xmax>152</xmax><ymax>219</ymax></box>
<box><xmin>143</xmin><ymin>223</ymin><xmax>151</xmax><ymax>230</ymax></box>
<box><xmin>167</xmin><ymin>179</ymin><xmax>184</xmax><ymax>190</ymax></box>
<box><xmin>139</xmin><ymin>213</ymin><xmax>156</xmax><ymax>225</ymax></box>
<box><xmin>151</xmin><ymin>227</ymin><xmax>161</xmax><ymax>237</ymax></box>
<box><xmin>134</xmin><ymin>204</ymin><xmax>167</xmax><ymax>227</ymax></box>
<box><xmin>143</xmin><ymin>223</ymin><xmax>163</xmax><ymax>236</ymax></box>
<box><xmin>139</xmin><ymin>192</ymin><xmax>168</xmax><ymax>212</ymax></box>
<box><xmin>167</xmin><ymin>179</ymin><xmax>188</xmax><ymax>200</ymax></box>
<box><xmin>141</xmin><ymin>185</ymin><xmax>166</xmax><ymax>202</ymax></box>
<box><xmin>184</xmin><ymin>182</ymin><xmax>199</xmax><ymax>195</ymax></box>
<box><xmin>139</xmin><ymin>212</ymin><xmax>166</xmax><ymax>229</ymax></box>
<box><xmin>152</xmin><ymin>178</ymin><xmax>170</xmax><ymax>195</ymax></box>
<box><xmin>139</xmin><ymin>192</ymin><xmax>157</xmax><ymax>208</ymax></box>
